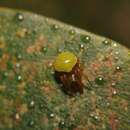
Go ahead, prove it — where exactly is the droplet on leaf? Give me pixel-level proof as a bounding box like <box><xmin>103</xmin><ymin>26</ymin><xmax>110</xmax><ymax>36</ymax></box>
<box><xmin>15</xmin><ymin>113</ymin><xmax>20</xmax><ymax>120</ymax></box>
<box><xmin>17</xmin><ymin>75</ymin><xmax>22</xmax><ymax>81</ymax></box>
<box><xmin>51</xmin><ymin>24</ymin><xmax>59</xmax><ymax>31</ymax></box>
<box><xmin>49</xmin><ymin>113</ymin><xmax>55</xmax><ymax>118</ymax></box>
<box><xmin>29</xmin><ymin>100</ymin><xmax>35</xmax><ymax>108</ymax></box>
<box><xmin>3</xmin><ymin>72</ymin><xmax>8</xmax><ymax>78</ymax></box>
<box><xmin>15</xmin><ymin>63</ymin><xmax>21</xmax><ymax>68</ymax></box>
<box><xmin>16</xmin><ymin>54</ymin><xmax>22</xmax><ymax>60</ymax></box>
<box><xmin>103</xmin><ymin>39</ymin><xmax>111</xmax><ymax>45</ymax></box>
<box><xmin>69</xmin><ymin>29</ymin><xmax>76</xmax><ymax>35</ymax></box>
<box><xmin>113</xmin><ymin>43</ymin><xmax>118</xmax><ymax>47</ymax></box>
<box><xmin>95</xmin><ymin>77</ymin><xmax>105</xmax><ymax>85</ymax></box>
<box><xmin>16</xmin><ymin>13</ymin><xmax>24</xmax><ymax>21</ymax></box>
<box><xmin>115</xmin><ymin>66</ymin><xmax>121</xmax><ymax>71</ymax></box>
<box><xmin>112</xmin><ymin>90</ymin><xmax>117</xmax><ymax>95</ymax></box>
<box><xmin>115</xmin><ymin>51</ymin><xmax>119</xmax><ymax>55</ymax></box>
<box><xmin>42</xmin><ymin>47</ymin><xmax>47</xmax><ymax>53</ymax></box>
<box><xmin>59</xmin><ymin>120</ymin><xmax>65</xmax><ymax>128</ymax></box>
<box><xmin>80</xmin><ymin>35</ymin><xmax>91</xmax><ymax>43</ymax></box>
<box><xmin>79</xmin><ymin>44</ymin><xmax>84</xmax><ymax>50</ymax></box>
<box><xmin>28</xmin><ymin>120</ymin><xmax>35</xmax><ymax>127</ymax></box>
<box><xmin>111</xmin><ymin>82</ymin><xmax>116</xmax><ymax>87</ymax></box>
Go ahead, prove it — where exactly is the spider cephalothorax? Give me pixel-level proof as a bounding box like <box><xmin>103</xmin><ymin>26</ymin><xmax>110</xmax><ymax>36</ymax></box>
<box><xmin>53</xmin><ymin>51</ymin><xmax>84</xmax><ymax>95</ymax></box>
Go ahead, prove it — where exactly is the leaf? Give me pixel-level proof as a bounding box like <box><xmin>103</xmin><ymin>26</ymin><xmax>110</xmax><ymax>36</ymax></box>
<box><xmin>0</xmin><ymin>8</ymin><xmax>130</xmax><ymax>130</ymax></box>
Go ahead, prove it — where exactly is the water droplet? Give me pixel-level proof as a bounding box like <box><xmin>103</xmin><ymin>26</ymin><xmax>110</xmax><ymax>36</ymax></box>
<box><xmin>80</xmin><ymin>35</ymin><xmax>91</xmax><ymax>43</ymax></box>
<box><xmin>42</xmin><ymin>47</ymin><xmax>47</xmax><ymax>53</ymax></box>
<box><xmin>113</xmin><ymin>43</ymin><xmax>117</xmax><ymax>47</ymax></box>
<box><xmin>29</xmin><ymin>100</ymin><xmax>35</xmax><ymax>108</ymax></box>
<box><xmin>51</xmin><ymin>24</ymin><xmax>59</xmax><ymax>31</ymax></box>
<box><xmin>57</xmin><ymin>48</ymin><xmax>63</xmax><ymax>53</ymax></box>
<box><xmin>69</xmin><ymin>29</ymin><xmax>76</xmax><ymax>35</ymax></box>
<box><xmin>45</xmin><ymin>18</ymin><xmax>49</xmax><ymax>23</ymax></box>
<box><xmin>16</xmin><ymin>54</ymin><xmax>22</xmax><ymax>60</ymax></box>
<box><xmin>28</xmin><ymin>120</ymin><xmax>35</xmax><ymax>127</ymax></box>
<box><xmin>115</xmin><ymin>66</ymin><xmax>121</xmax><ymax>71</ymax></box>
<box><xmin>90</xmin><ymin>113</ymin><xmax>94</xmax><ymax>117</ymax></box>
<box><xmin>15</xmin><ymin>113</ymin><xmax>20</xmax><ymax>120</ymax></box>
<box><xmin>111</xmin><ymin>82</ymin><xmax>116</xmax><ymax>87</ymax></box>
<box><xmin>95</xmin><ymin>77</ymin><xmax>105</xmax><ymax>85</ymax></box>
<box><xmin>94</xmin><ymin>115</ymin><xmax>100</xmax><ymax>120</ymax></box>
<box><xmin>79</xmin><ymin>44</ymin><xmax>84</xmax><ymax>50</ymax></box>
<box><xmin>3</xmin><ymin>72</ymin><xmax>8</xmax><ymax>77</ymax></box>
<box><xmin>16</xmin><ymin>13</ymin><xmax>24</xmax><ymax>21</ymax></box>
<box><xmin>115</xmin><ymin>51</ymin><xmax>119</xmax><ymax>55</ymax></box>
<box><xmin>39</xmin><ymin>103</ymin><xmax>45</xmax><ymax>110</ymax></box>
<box><xmin>51</xmin><ymin>71</ymin><xmax>55</xmax><ymax>75</ymax></box>
<box><xmin>106</xmin><ymin>102</ymin><xmax>110</xmax><ymax>106</ymax></box>
<box><xmin>17</xmin><ymin>75</ymin><xmax>22</xmax><ymax>81</ymax></box>
<box><xmin>59</xmin><ymin>120</ymin><xmax>65</xmax><ymax>128</ymax></box>
<box><xmin>114</xmin><ymin>56</ymin><xmax>119</xmax><ymax>61</ymax></box>
<box><xmin>15</xmin><ymin>63</ymin><xmax>21</xmax><ymax>68</ymax></box>
<box><xmin>49</xmin><ymin>113</ymin><xmax>55</xmax><ymax>118</ymax></box>
<box><xmin>103</xmin><ymin>39</ymin><xmax>110</xmax><ymax>45</ymax></box>
<box><xmin>112</xmin><ymin>90</ymin><xmax>117</xmax><ymax>95</ymax></box>
<box><xmin>48</xmin><ymin>62</ymin><xmax>53</xmax><ymax>68</ymax></box>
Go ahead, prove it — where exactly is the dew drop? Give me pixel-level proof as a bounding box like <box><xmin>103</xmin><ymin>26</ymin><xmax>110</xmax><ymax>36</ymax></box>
<box><xmin>45</xmin><ymin>18</ymin><xmax>49</xmax><ymax>23</ymax></box>
<box><xmin>113</xmin><ymin>43</ymin><xmax>118</xmax><ymax>47</ymax></box>
<box><xmin>115</xmin><ymin>51</ymin><xmax>119</xmax><ymax>55</ymax></box>
<box><xmin>42</xmin><ymin>47</ymin><xmax>47</xmax><ymax>53</ymax></box>
<box><xmin>80</xmin><ymin>35</ymin><xmax>91</xmax><ymax>43</ymax></box>
<box><xmin>103</xmin><ymin>39</ymin><xmax>110</xmax><ymax>45</ymax></box>
<box><xmin>28</xmin><ymin>120</ymin><xmax>35</xmax><ymax>127</ymax></box>
<box><xmin>57</xmin><ymin>48</ymin><xmax>63</xmax><ymax>53</ymax></box>
<box><xmin>79</xmin><ymin>44</ymin><xmax>84</xmax><ymax>50</ymax></box>
<box><xmin>115</xmin><ymin>66</ymin><xmax>121</xmax><ymax>71</ymax></box>
<box><xmin>69</xmin><ymin>29</ymin><xmax>76</xmax><ymax>35</ymax></box>
<box><xmin>39</xmin><ymin>103</ymin><xmax>45</xmax><ymax>110</ymax></box>
<box><xmin>106</xmin><ymin>102</ymin><xmax>110</xmax><ymax>106</ymax></box>
<box><xmin>15</xmin><ymin>63</ymin><xmax>21</xmax><ymax>68</ymax></box>
<box><xmin>112</xmin><ymin>90</ymin><xmax>117</xmax><ymax>95</ymax></box>
<box><xmin>111</xmin><ymin>82</ymin><xmax>116</xmax><ymax>87</ymax></box>
<box><xmin>29</xmin><ymin>100</ymin><xmax>35</xmax><ymax>108</ymax></box>
<box><xmin>94</xmin><ymin>115</ymin><xmax>100</xmax><ymax>121</ymax></box>
<box><xmin>90</xmin><ymin>113</ymin><xmax>94</xmax><ymax>117</ymax></box>
<box><xmin>16</xmin><ymin>54</ymin><xmax>22</xmax><ymax>60</ymax></box>
<box><xmin>17</xmin><ymin>75</ymin><xmax>22</xmax><ymax>81</ymax></box>
<box><xmin>49</xmin><ymin>113</ymin><xmax>55</xmax><ymax>118</ymax></box>
<box><xmin>59</xmin><ymin>120</ymin><xmax>65</xmax><ymax>128</ymax></box>
<box><xmin>95</xmin><ymin>77</ymin><xmax>105</xmax><ymax>85</ymax></box>
<box><xmin>114</xmin><ymin>56</ymin><xmax>119</xmax><ymax>61</ymax></box>
<box><xmin>3</xmin><ymin>72</ymin><xmax>8</xmax><ymax>77</ymax></box>
<box><xmin>51</xmin><ymin>71</ymin><xmax>55</xmax><ymax>75</ymax></box>
<box><xmin>51</xmin><ymin>24</ymin><xmax>59</xmax><ymax>31</ymax></box>
<box><xmin>48</xmin><ymin>62</ymin><xmax>53</xmax><ymax>68</ymax></box>
<box><xmin>15</xmin><ymin>113</ymin><xmax>20</xmax><ymax>120</ymax></box>
<box><xmin>16</xmin><ymin>13</ymin><xmax>24</xmax><ymax>21</ymax></box>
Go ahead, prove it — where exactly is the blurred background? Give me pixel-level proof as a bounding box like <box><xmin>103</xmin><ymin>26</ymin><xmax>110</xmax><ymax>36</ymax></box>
<box><xmin>0</xmin><ymin>0</ymin><xmax>130</xmax><ymax>47</ymax></box>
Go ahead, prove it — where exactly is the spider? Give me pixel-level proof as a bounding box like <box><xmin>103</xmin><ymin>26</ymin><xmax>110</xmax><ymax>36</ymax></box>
<box><xmin>53</xmin><ymin>51</ymin><xmax>84</xmax><ymax>96</ymax></box>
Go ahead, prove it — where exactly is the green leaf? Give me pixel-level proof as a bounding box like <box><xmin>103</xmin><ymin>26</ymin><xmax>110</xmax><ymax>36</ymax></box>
<box><xmin>0</xmin><ymin>8</ymin><xmax>130</xmax><ymax>130</ymax></box>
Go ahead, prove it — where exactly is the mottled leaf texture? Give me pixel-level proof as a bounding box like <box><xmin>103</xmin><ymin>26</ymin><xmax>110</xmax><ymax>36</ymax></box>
<box><xmin>0</xmin><ymin>8</ymin><xmax>130</xmax><ymax>130</ymax></box>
